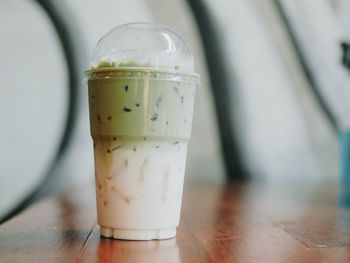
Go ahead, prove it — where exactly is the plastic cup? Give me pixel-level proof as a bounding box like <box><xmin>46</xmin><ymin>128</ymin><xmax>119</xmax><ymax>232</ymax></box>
<box><xmin>85</xmin><ymin>23</ymin><xmax>199</xmax><ymax>240</ymax></box>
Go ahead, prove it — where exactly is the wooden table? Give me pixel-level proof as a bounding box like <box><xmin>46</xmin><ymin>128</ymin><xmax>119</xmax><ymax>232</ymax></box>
<box><xmin>1</xmin><ymin>180</ymin><xmax>350</xmax><ymax>262</ymax></box>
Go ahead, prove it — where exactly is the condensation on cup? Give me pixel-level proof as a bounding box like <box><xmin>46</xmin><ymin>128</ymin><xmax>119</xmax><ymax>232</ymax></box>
<box><xmin>85</xmin><ymin>22</ymin><xmax>200</xmax><ymax>240</ymax></box>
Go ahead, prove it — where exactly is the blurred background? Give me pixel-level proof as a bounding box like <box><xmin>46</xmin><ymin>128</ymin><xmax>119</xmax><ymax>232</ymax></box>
<box><xmin>1</xmin><ymin>0</ymin><xmax>350</xmax><ymax>222</ymax></box>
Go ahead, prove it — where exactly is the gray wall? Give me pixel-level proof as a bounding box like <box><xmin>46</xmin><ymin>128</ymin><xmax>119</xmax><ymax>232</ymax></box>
<box><xmin>2</xmin><ymin>0</ymin><xmax>348</xmax><ymax>219</ymax></box>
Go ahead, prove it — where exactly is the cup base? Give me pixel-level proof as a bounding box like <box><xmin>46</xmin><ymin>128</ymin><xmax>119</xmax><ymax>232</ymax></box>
<box><xmin>100</xmin><ymin>226</ymin><xmax>176</xmax><ymax>240</ymax></box>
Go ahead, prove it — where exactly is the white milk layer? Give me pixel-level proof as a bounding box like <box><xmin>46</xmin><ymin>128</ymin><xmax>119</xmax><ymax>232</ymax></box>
<box><xmin>94</xmin><ymin>137</ymin><xmax>187</xmax><ymax>239</ymax></box>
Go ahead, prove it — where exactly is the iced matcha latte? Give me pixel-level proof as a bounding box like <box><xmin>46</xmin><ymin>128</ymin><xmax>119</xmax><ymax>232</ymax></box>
<box><xmin>86</xmin><ymin>23</ymin><xmax>199</xmax><ymax>240</ymax></box>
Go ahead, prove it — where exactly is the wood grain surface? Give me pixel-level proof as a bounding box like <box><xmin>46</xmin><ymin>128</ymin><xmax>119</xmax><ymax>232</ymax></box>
<box><xmin>1</xmin><ymin>181</ymin><xmax>350</xmax><ymax>262</ymax></box>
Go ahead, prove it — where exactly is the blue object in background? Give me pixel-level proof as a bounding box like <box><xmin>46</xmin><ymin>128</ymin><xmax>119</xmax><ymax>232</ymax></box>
<box><xmin>340</xmin><ymin>130</ymin><xmax>350</xmax><ymax>207</ymax></box>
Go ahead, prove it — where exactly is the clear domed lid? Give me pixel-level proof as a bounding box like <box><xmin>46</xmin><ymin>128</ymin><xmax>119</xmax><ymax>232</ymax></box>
<box><xmin>90</xmin><ymin>22</ymin><xmax>195</xmax><ymax>72</ymax></box>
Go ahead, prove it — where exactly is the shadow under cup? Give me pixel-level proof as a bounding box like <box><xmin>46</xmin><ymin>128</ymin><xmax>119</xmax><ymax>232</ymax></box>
<box><xmin>86</xmin><ymin>68</ymin><xmax>199</xmax><ymax>240</ymax></box>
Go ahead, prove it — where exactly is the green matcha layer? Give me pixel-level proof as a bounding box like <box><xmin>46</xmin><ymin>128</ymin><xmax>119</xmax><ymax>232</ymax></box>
<box><xmin>88</xmin><ymin>69</ymin><xmax>196</xmax><ymax>139</ymax></box>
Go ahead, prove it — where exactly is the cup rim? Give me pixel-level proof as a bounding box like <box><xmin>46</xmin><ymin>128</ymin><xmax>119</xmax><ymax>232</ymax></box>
<box><xmin>84</xmin><ymin>67</ymin><xmax>200</xmax><ymax>85</ymax></box>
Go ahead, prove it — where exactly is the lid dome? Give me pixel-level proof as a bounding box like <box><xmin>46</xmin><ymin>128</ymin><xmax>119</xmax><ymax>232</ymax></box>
<box><xmin>90</xmin><ymin>22</ymin><xmax>195</xmax><ymax>72</ymax></box>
